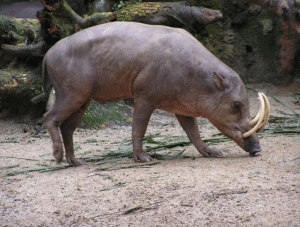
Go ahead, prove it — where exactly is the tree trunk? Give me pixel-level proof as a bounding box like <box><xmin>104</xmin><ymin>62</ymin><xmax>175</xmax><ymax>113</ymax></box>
<box><xmin>244</xmin><ymin>0</ymin><xmax>300</xmax><ymax>83</ymax></box>
<box><xmin>246</xmin><ymin>0</ymin><xmax>300</xmax><ymax>40</ymax></box>
<box><xmin>37</xmin><ymin>0</ymin><xmax>118</xmax><ymax>44</ymax></box>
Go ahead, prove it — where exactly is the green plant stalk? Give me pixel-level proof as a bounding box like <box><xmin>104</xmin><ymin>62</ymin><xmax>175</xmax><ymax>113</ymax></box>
<box><xmin>95</xmin><ymin>162</ymin><xmax>161</xmax><ymax>171</ymax></box>
<box><xmin>100</xmin><ymin>182</ymin><xmax>127</xmax><ymax>191</ymax></box>
<box><xmin>0</xmin><ymin>164</ymin><xmax>19</xmax><ymax>170</ymax></box>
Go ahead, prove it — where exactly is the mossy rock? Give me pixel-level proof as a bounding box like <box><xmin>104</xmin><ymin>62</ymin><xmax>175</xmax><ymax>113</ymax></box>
<box><xmin>118</xmin><ymin>2</ymin><xmax>161</xmax><ymax>21</ymax></box>
<box><xmin>0</xmin><ymin>15</ymin><xmax>42</xmax><ymax>45</ymax></box>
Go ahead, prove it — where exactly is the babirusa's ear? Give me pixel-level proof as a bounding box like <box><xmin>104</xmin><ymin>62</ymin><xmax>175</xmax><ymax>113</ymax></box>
<box><xmin>214</xmin><ymin>72</ymin><xmax>228</xmax><ymax>91</ymax></box>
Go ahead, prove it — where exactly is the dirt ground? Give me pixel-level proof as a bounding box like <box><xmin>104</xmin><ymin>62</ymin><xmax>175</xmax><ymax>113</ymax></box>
<box><xmin>0</xmin><ymin>83</ymin><xmax>299</xmax><ymax>227</ymax></box>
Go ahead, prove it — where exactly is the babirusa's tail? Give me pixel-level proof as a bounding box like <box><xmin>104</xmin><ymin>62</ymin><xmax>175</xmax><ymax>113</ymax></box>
<box><xmin>31</xmin><ymin>58</ymin><xmax>52</xmax><ymax>104</ymax></box>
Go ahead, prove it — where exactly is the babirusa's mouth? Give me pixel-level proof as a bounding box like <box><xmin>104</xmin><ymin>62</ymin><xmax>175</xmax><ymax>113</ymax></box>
<box><xmin>242</xmin><ymin>92</ymin><xmax>270</xmax><ymax>138</ymax></box>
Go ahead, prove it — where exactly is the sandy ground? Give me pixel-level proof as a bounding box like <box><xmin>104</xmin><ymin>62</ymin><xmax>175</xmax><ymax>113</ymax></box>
<box><xmin>0</xmin><ymin>83</ymin><xmax>300</xmax><ymax>227</ymax></box>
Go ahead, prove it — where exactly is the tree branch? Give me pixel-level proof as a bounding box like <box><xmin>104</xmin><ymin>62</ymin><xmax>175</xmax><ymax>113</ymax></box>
<box><xmin>39</xmin><ymin>0</ymin><xmax>117</xmax><ymax>33</ymax></box>
<box><xmin>1</xmin><ymin>41</ymin><xmax>46</xmax><ymax>58</ymax></box>
<box><xmin>41</xmin><ymin>0</ymin><xmax>57</xmax><ymax>12</ymax></box>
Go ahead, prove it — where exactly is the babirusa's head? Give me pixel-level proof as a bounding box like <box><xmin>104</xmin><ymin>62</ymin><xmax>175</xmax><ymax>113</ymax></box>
<box><xmin>207</xmin><ymin>72</ymin><xmax>270</xmax><ymax>156</ymax></box>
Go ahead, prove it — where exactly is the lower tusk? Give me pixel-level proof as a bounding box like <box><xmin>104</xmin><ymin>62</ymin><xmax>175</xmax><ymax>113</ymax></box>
<box><xmin>243</xmin><ymin>92</ymin><xmax>270</xmax><ymax>138</ymax></box>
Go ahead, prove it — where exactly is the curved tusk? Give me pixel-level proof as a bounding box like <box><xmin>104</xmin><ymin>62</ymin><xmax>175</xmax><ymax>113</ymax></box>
<box><xmin>249</xmin><ymin>93</ymin><xmax>263</xmax><ymax>127</ymax></box>
<box><xmin>256</xmin><ymin>93</ymin><xmax>271</xmax><ymax>133</ymax></box>
<box><xmin>243</xmin><ymin>92</ymin><xmax>267</xmax><ymax>138</ymax></box>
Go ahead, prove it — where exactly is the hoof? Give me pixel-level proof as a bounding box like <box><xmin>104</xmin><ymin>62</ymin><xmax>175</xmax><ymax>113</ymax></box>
<box><xmin>207</xmin><ymin>149</ymin><xmax>223</xmax><ymax>157</ymax></box>
<box><xmin>53</xmin><ymin>151</ymin><xmax>63</xmax><ymax>164</ymax></box>
<box><xmin>249</xmin><ymin>151</ymin><xmax>261</xmax><ymax>157</ymax></box>
<box><xmin>134</xmin><ymin>153</ymin><xmax>153</xmax><ymax>163</ymax></box>
<box><xmin>67</xmin><ymin>157</ymin><xmax>86</xmax><ymax>166</ymax></box>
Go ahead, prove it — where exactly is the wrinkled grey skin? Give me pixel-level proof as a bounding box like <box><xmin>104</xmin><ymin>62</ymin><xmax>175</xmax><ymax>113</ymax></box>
<box><xmin>43</xmin><ymin>22</ymin><xmax>261</xmax><ymax>166</ymax></box>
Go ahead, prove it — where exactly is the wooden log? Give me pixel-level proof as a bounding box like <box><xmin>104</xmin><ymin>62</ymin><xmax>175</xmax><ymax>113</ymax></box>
<box><xmin>1</xmin><ymin>41</ymin><xmax>46</xmax><ymax>59</ymax></box>
<box><xmin>118</xmin><ymin>2</ymin><xmax>223</xmax><ymax>34</ymax></box>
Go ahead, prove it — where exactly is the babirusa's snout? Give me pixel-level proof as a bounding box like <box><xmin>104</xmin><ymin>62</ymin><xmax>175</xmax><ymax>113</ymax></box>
<box><xmin>244</xmin><ymin>134</ymin><xmax>261</xmax><ymax>156</ymax></box>
<box><xmin>243</xmin><ymin>92</ymin><xmax>270</xmax><ymax>138</ymax></box>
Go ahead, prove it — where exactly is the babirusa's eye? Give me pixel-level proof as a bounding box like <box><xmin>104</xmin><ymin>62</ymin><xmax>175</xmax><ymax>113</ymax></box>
<box><xmin>233</xmin><ymin>101</ymin><xmax>241</xmax><ymax>110</ymax></box>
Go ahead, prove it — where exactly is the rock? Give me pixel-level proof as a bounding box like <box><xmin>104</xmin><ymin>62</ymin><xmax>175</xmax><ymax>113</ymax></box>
<box><xmin>261</xmin><ymin>19</ymin><xmax>273</xmax><ymax>35</ymax></box>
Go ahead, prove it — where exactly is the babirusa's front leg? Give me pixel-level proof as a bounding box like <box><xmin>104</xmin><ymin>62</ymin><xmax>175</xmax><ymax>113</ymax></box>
<box><xmin>132</xmin><ymin>101</ymin><xmax>155</xmax><ymax>162</ymax></box>
<box><xmin>175</xmin><ymin>114</ymin><xmax>223</xmax><ymax>157</ymax></box>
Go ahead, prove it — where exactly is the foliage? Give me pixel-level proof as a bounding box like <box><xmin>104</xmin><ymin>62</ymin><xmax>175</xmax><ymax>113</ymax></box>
<box><xmin>80</xmin><ymin>101</ymin><xmax>132</xmax><ymax>128</ymax></box>
<box><xmin>111</xmin><ymin>0</ymin><xmax>143</xmax><ymax>11</ymax></box>
<box><xmin>246</xmin><ymin>88</ymin><xmax>300</xmax><ymax>135</ymax></box>
<box><xmin>264</xmin><ymin>93</ymin><xmax>300</xmax><ymax>134</ymax></box>
<box><xmin>187</xmin><ymin>0</ymin><xmax>221</xmax><ymax>10</ymax></box>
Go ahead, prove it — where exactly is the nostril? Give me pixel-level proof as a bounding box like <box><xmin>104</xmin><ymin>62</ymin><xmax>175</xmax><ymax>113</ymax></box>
<box><xmin>244</xmin><ymin>134</ymin><xmax>261</xmax><ymax>156</ymax></box>
<box><xmin>249</xmin><ymin>144</ymin><xmax>261</xmax><ymax>156</ymax></box>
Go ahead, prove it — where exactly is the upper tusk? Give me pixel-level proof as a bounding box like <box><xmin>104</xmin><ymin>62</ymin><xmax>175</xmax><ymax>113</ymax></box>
<box><xmin>243</xmin><ymin>93</ymin><xmax>265</xmax><ymax>138</ymax></box>
<box><xmin>242</xmin><ymin>92</ymin><xmax>270</xmax><ymax>138</ymax></box>
<box><xmin>249</xmin><ymin>92</ymin><xmax>263</xmax><ymax>127</ymax></box>
<box><xmin>256</xmin><ymin>93</ymin><xmax>271</xmax><ymax>133</ymax></box>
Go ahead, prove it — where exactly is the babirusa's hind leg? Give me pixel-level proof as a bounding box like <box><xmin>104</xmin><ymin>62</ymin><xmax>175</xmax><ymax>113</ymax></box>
<box><xmin>43</xmin><ymin>90</ymin><xmax>90</xmax><ymax>165</ymax></box>
<box><xmin>43</xmin><ymin>112</ymin><xmax>64</xmax><ymax>164</ymax></box>
<box><xmin>60</xmin><ymin>100</ymin><xmax>91</xmax><ymax>166</ymax></box>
